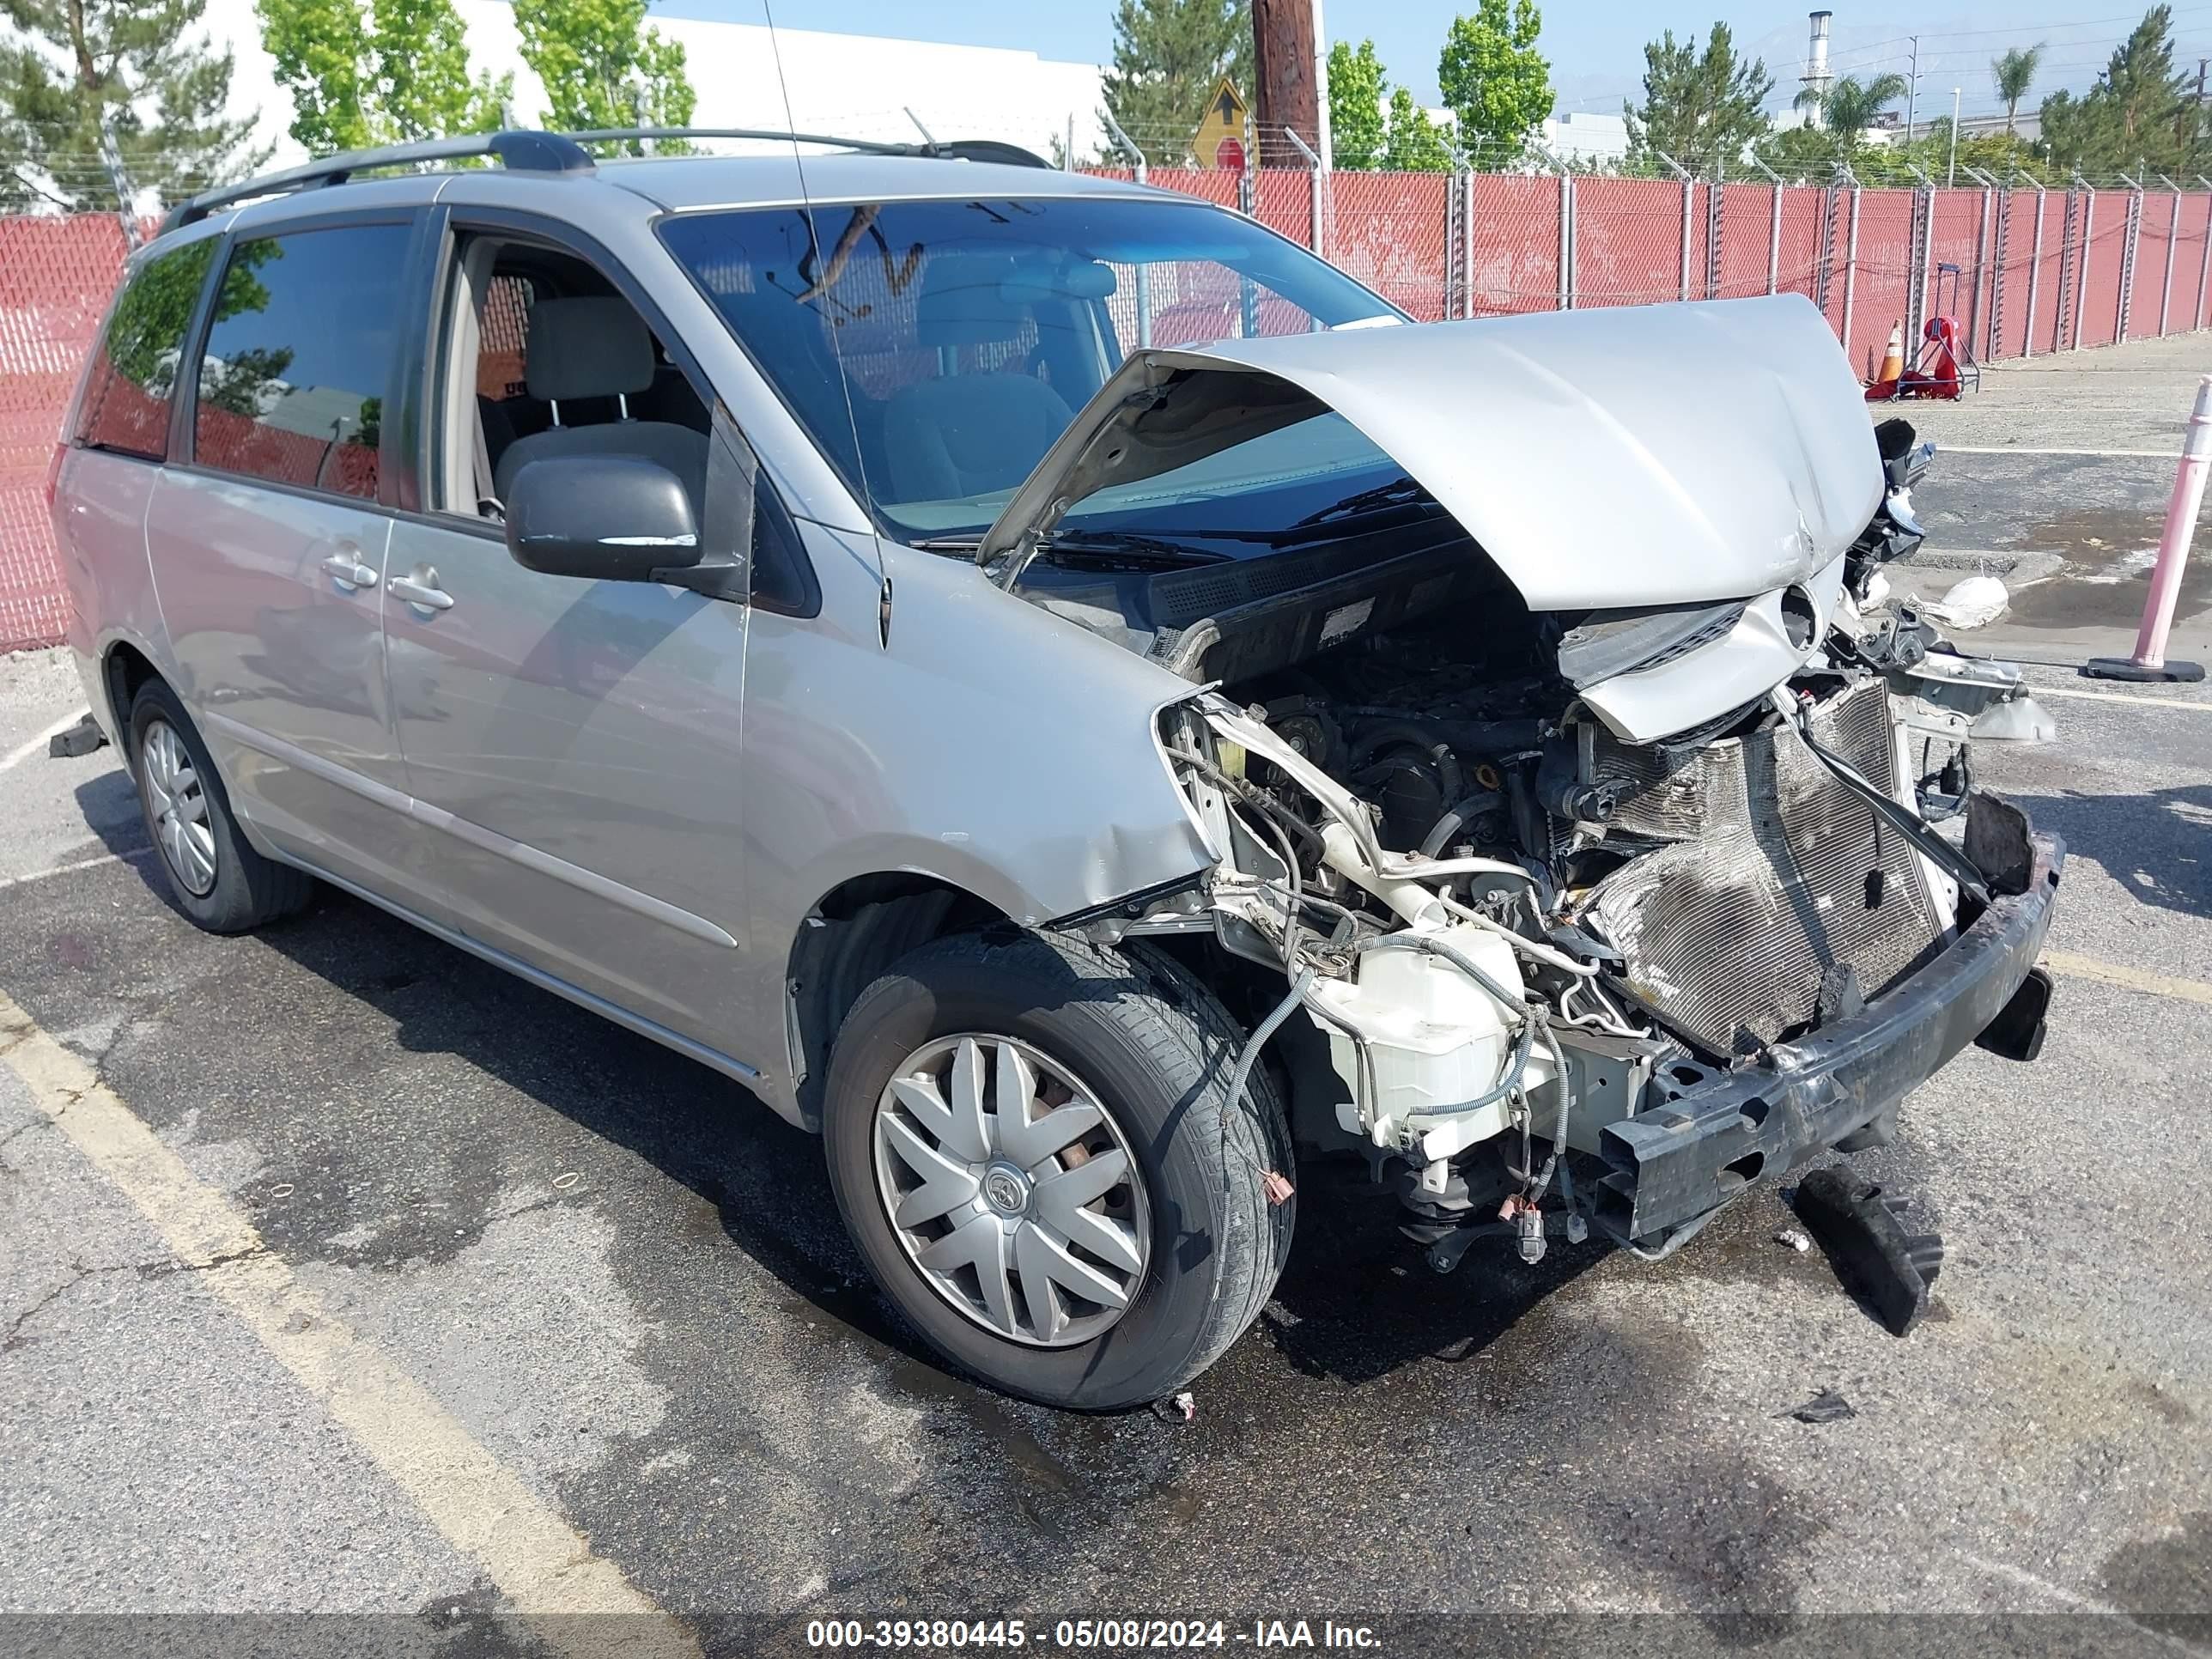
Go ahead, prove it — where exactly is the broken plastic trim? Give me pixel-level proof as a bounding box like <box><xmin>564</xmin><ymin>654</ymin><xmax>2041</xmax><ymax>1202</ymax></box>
<box><xmin>1792</xmin><ymin>1167</ymin><xmax>1945</xmax><ymax>1337</ymax></box>
<box><xmin>1045</xmin><ymin>870</ymin><xmax>1207</xmax><ymax>931</ymax></box>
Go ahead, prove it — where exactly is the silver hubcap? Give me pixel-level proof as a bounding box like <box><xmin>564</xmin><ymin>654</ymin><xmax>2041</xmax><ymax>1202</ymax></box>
<box><xmin>872</xmin><ymin>1033</ymin><xmax>1151</xmax><ymax>1348</ymax></box>
<box><xmin>140</xmin><ymin>720</ymin><xmax>217</xmax><ymax>896</ymax></box>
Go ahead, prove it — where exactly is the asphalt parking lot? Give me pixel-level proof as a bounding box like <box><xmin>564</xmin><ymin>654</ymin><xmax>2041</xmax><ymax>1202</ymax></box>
<box><xmin>4</xmin><ymin>337</ymin><xmax>2211</xmax><ymax>1657</ymax></box>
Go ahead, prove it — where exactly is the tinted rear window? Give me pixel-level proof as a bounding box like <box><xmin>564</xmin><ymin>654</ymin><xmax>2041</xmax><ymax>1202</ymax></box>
<box><xmin>74</xmin><ymin>237</ymin><xmax>218</xmax><ymax>460</ymax></box>
<box><xmin>192</xmin><ymin>222</ymin><xmax>414</xmax><ymax>500</ymax></box>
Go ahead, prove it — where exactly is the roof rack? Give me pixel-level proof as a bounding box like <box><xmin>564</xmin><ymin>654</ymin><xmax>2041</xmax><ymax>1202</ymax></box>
<box><xmin>561</xmin><ymin>128</ymin><xmax>1053</xmax><ymax>168</ymax></box>
<box><xmin>160</xmin><ymin>130</ymin><xmax>593</xmax><ymax>234</ymax></box>
<box><xmin>157</xmin><ymin>125</ymin><xmax>1053</xmax><ymax>236</ymax></box>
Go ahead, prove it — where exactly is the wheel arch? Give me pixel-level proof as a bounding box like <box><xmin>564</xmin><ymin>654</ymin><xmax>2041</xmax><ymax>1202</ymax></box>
<box><xmin>781</xmin><ymin>869</ymin><xmax>1013</xmax><ymax>1132</ymax></box>
<box><xmin>98</xmin><ymin>634</ymin><xmax>166</xmax><ymax>750</ymax></box>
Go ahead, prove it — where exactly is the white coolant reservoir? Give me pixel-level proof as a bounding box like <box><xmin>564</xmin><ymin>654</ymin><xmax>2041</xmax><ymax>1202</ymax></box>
<box><xmin>1306</xmin><ymin>922</ymin><xmax>1526</xmax><ymax>1160</ymax></box>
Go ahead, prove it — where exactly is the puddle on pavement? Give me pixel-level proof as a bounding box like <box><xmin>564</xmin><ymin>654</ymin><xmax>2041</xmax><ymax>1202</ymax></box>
<box><xmin>1996</xmin><ymin>504</ymin><xmax>2212</xmax><ymax>630</ymax></box>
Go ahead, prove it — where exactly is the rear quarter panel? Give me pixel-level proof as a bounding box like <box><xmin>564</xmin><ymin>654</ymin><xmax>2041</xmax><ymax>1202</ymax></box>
<box><xmin>54</xmin><ymin>447</ymin><xmax>170</xmax><ymax>740</ymax></box>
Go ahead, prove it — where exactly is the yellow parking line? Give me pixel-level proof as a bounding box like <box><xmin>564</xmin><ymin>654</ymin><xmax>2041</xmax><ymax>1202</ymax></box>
<box><xmin>0</xmin><ymin>989</ymin><xmax>700</xmax><ymax>1656</ymax></box>
<box><xmin>2044</xmin><ymin>950</ymin><xmax>2212</xmax><ymax>1009</ymax></box>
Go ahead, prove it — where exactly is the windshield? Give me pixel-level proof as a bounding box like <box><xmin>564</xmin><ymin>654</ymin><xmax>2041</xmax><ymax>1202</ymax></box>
<box><xmin>658</xmin><ymin>194</ymin><xmax>1402</xmax><ymax>543</ymax></box>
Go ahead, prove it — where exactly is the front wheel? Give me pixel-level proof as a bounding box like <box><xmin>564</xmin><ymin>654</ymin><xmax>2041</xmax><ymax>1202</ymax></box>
<box><xmin>822</xmin><ymin>931</ymin><xmax>1293</xmax><ymax>1410</ymax></box>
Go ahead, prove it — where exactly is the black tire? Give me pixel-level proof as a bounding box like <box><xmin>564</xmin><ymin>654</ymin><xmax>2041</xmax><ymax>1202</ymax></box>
<box><xmin>127</xmin><ymin>679</ymin><xmax>313</xmax><ymax>933</ymax></box>
<box><xmin>823</xmin><ymin>930</ymin><xmax>1294</xmax><ymax>1410</ymax></box>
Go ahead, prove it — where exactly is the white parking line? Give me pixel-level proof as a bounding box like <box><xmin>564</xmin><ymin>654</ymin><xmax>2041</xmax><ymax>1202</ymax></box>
<box><xmin>0</xmin><ymin>988</ymin><xmax>702</xmax><ymax>1658</ymax></box>
<box><xmin>0</xmin><ymin>708</ymin><xmax>89</xmax><ymax>774</ymax></box>
<box><xmin>1954</xmin><ymin>1553</ymin><xmax>2202</xmax><ymax>1654</ymax></box>
<box><xmin>2025</xmin><ymin>683</ymin><xmax>2212</xmax><ymax>712</ymax></box>
<box><xmin>0</xmin><ymin>848</ymin><xmax>154</xmax><ymax>893</ymax></box>
<box><xmin>1939</xmin><ymin>445</ymin><xmax>2179</xmax><ymax>459</ymax></box>
<box><xmin>2043</xmin><ymin>951</ymin><xmax>2212</xmax><ymax>1010</ymax></box>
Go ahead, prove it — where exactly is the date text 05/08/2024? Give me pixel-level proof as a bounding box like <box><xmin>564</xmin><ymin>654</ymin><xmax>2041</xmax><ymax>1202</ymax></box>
<box><xmin>805</xmin><ymin>1620</ymin><xmax>1383</xmax><ymax>1650</ymax></box>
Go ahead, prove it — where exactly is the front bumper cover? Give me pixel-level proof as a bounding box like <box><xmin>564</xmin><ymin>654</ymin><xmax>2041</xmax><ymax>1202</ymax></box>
<box><xmin>1594</xmin><ymin>830</ymin><xmax>2064</xmax><ymax>1244</ymax></box>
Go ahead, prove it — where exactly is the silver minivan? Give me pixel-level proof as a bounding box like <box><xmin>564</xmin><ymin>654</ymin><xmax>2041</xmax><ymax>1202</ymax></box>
<box><xmin>53</xmin><ymin>130</ymin><xmax>2063</xmax><ymax>1408</ymax></box>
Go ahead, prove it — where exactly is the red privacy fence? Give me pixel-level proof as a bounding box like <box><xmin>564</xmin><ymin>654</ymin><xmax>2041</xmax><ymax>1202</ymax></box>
<box><xmin>5</xmin><ymin>172</ymin><xmax>2209</xmax><ymax>652</ymax></box>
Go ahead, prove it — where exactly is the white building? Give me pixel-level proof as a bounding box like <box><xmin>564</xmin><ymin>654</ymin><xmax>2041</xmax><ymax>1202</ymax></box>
<box><xmin>197</xmin><ymin>0</ymin><xmax>1109</xmax><ymax>170</ymax></box>
<box><xmin>1540</xmin><ymin>111</ymin><xmax>1629</xmax><ymax>167</ymax></box>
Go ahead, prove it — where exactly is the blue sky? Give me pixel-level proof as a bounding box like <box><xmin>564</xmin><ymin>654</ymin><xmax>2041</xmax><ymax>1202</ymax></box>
<box><xmin>667</xmin><ymin>1</ymin><xmax>2212</xmax><ymax>124</ymax></box>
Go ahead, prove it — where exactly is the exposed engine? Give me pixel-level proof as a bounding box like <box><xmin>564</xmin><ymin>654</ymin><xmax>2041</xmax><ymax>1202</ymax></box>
<box><xmin>1142</xmin><ymin>419</ymin><xmax>2051</xmax><ymax>1263</ymax></box>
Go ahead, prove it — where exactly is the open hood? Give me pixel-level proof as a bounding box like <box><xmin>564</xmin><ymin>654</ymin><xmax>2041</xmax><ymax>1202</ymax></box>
<box><xmin>977</xmin><ymin>294</ymin><xmax>1884</xmax><ymax>613</ymax></box>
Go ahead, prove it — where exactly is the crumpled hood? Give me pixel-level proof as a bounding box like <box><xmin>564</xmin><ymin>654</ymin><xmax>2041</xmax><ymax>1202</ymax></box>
<box><xmin>978</xmin><ymin>293</ymin><xmax>1884</xmax><ymax>611</ymax></box>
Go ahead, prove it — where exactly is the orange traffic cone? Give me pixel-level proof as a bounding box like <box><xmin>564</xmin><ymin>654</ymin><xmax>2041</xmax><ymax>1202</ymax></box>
<box><xmin>1876</xmin><ymin>322</ymin><xmax>1905</xmax><ymax>382</ymax></box>
<box><xmin>1864</xmin><ymin>321</ymin><xmax>1905</xmax><ymax>401</ymax></box>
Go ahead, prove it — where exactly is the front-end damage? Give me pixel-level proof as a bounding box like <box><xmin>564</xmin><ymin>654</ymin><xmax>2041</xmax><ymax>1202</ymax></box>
<box><xmin>1133</xmin><ymin>613</ymin><xmax>2061</xmax><ymax>1266</ymax></box>
<box><xmin>1001</xmin><ymin>297</ymin><xmax>2063</xmax><ymax>1269</ymax></box>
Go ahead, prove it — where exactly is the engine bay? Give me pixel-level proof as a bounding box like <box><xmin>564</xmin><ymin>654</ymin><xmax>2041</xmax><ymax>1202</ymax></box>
<box><xmin>1119</xmin><ymin>419</ymin><xmax>2053</xmax><ymax>1261</ymax></box>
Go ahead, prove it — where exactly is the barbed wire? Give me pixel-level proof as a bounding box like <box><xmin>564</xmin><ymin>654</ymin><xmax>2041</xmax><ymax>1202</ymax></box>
<box><xmin>3</xmin><ymin>138</ymin><xmax>2201</xmax><ymax>225</ymax></box>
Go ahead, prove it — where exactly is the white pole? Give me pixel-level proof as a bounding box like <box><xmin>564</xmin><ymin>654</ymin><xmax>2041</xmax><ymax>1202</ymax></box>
<box><xmin>1311</xmin><ymin>0</ymin><xmax>1332</xmax><ymax>173</ymax></box>
<box><xmin>1099</xmin><ymin>108</ymin><xmax>1151</xmax><ymax>346</ymax></box>
<box><xmin>1947</xmin><ymin>88</ymin><xmax>1960</xmax><ymax>186</ymax></box>
<box><xmin>2084</xmin><ymin>375</ymin><xmax>2212</xmax><ymax>681</ymax></box>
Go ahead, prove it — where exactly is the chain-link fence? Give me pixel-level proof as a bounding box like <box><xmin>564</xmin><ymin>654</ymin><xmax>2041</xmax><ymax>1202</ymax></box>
<box><xmin>4</xmin><ymin>166</ymin><xmax>2209</xmax><ymax>653</ymax></box>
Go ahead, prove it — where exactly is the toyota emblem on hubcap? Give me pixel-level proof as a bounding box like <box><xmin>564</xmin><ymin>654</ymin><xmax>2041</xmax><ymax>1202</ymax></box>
<box><xmin>982</xmin><ymin>1166</ymin><xmax>1028</xmax><ymax>1215</ymax></box>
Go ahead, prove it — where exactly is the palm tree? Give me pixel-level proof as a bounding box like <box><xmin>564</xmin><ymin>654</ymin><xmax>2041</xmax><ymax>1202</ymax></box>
<box><xmin>1796</xmin><ymin>71</ymin><xmax>1911</xmax><ymax>156</ymax></box>
<box><xmin>1992</xmin><ymin>45</ymin><xmax>2045</xmax><ymax>137</ymax></box>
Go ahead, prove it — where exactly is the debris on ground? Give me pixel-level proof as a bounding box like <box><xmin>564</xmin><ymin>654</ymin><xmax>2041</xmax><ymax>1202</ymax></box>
<box><xmin>1793</xmin><ymin>1167</ymin><xmax>1946</xmax><ymax>1337</ymax></box>
<box><xmin>1772</xmin><ymin>1227</ymin><xmax>1813</xmax><ymax>1253</ymax></box>
<box><xmin>1776</xmin><ymin>1388</ymin><xmax>1857</xmax><ymax>1425</ymax></box>
<box><xmin>46</xmin><ymin>714</ymin><xmax>106</xmax><ymax>758</ymax></box>
<box><xmin>1917</xmin><ymin>574</ymin><xmax>2009</xmax><ymax>629</ymax></box>
<box><xmin>1152</xmin><ymin>1391</ymin><xmax>1197</xmax><ymax>1424</ymax></box>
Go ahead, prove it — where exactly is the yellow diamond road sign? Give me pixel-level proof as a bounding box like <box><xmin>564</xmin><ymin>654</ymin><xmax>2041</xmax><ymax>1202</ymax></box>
<box><xmin>1193</xmin><ymin>76</ymin><xmax>1249</xmax><ymax>170</ymax></box>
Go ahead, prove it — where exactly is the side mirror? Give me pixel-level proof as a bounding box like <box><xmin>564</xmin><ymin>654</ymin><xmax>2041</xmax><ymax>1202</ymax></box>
<box><xmin>505</xmin><ymin>455</ymin><xmax>702</xmax><ymax>583</ymax></box>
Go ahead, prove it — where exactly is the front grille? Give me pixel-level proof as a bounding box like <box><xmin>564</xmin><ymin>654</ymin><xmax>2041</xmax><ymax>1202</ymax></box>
<box><xmin>1584</xmin><ymin>679</ymin><xmax>1945</xmax><ymax>1054</ymax></box>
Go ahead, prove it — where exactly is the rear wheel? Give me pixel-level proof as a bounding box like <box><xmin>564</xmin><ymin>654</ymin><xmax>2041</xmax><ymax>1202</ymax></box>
<box><xmin>823</xmin><ymin>930</ymin><xmax>1293</xmax><ymax>1410</ymax></box>
<box><xmin>128</xmin><ymin>680</ymin><xmax>313</xmax><ymax>933</ymax></box>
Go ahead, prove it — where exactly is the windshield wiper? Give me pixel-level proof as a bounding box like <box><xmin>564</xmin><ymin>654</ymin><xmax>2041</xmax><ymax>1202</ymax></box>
<box><xmin>1036</xmin><ymin>530</ymin><xmax>1234</xmax><ymax>568</ymax></box>
<box><xmin>912</xmin><ymin>530</ymin><xmax>1230</xmax><ymax>568</ymax></box>
<box><xmin>1288</xmin><ymin>473</ymin><xmax>1431</xmax><ymax>530</ymax></box>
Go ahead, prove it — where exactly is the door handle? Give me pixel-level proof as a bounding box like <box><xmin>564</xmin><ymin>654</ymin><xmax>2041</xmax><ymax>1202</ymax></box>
<box><xmin>319</xmin><ymin>551</ymin><xmax>379</xmax><ymax>590</ymax></box>
<box><xmin>388</xmin><ymin>570</ymin><xmax>455</xmax><ymax>611</ymax></box>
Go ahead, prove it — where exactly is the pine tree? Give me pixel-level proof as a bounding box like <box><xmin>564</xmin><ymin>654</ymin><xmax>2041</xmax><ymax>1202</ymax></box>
<box><xmin>2038</xmin><ymin>7</ymin><xmax>2201</xmax><ymax>174</ymax></box>
<box><xmin>1624</xmin><ymin>24</ymin><xmax>1772</xmax><ymax>175</ymax></box>
<box><xmin>1099</xmin><ymin>0</ymin><xmax>1252</xmax><ymax>166</ymax></box>
<box><xmin>1</xmin><ymin>0</ymin><xmax>266</xmax><ymax>210</ymax></box>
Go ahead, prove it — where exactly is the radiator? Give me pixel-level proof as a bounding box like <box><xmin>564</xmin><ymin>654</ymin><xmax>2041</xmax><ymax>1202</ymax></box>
<box><xmin>1583</xmin><ymin>679</ymin><xmax>1947</xmax><ymax>1054</ymax></box>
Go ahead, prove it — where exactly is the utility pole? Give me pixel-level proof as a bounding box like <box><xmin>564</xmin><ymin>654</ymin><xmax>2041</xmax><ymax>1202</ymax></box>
<box><xmin>1905</xmin><ymin>36</ymin><xmax>1919</xmax><ymax>140</ymax></box>
<box><xmin>1948</xmin><ymin>86</ymin><xmax>1960</xmax><ymax>185</ymax></box>
<box><xmin>1252</xmin><ymin>0</ymin><xmax>1322</xmax><ymax>171</ymax></box>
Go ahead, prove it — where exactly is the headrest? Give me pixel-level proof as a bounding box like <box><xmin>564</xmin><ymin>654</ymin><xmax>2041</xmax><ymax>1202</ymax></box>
<box><xmin>915</xmin><ymin>255</ymin><xmax>1027</xmax><ymax>348</ymax></box>
<box><xmin>915</xmin><ymin>256</ymin><xmax>1121</xmax><ymax>346</ymax></box>
<box><xmin>525</xmin><ymin>296</ymin><xmax>655</xmax><ymax>402</ymax></box>
<box><xmin>1002</xmin><ymin>260</ymin><xmax>1117</xmax><ymax>304</ymax></box>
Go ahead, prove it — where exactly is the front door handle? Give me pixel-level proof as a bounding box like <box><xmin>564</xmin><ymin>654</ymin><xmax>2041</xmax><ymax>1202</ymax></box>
<box><xmin>388</xmin><ymin>569</ymin><xmax>455</xmax><ymax>611</ymax></box>
<box><xmin>319</xmin><ymin>551</ymin><xmax>379</xmax><ymax>590</ymax></box>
